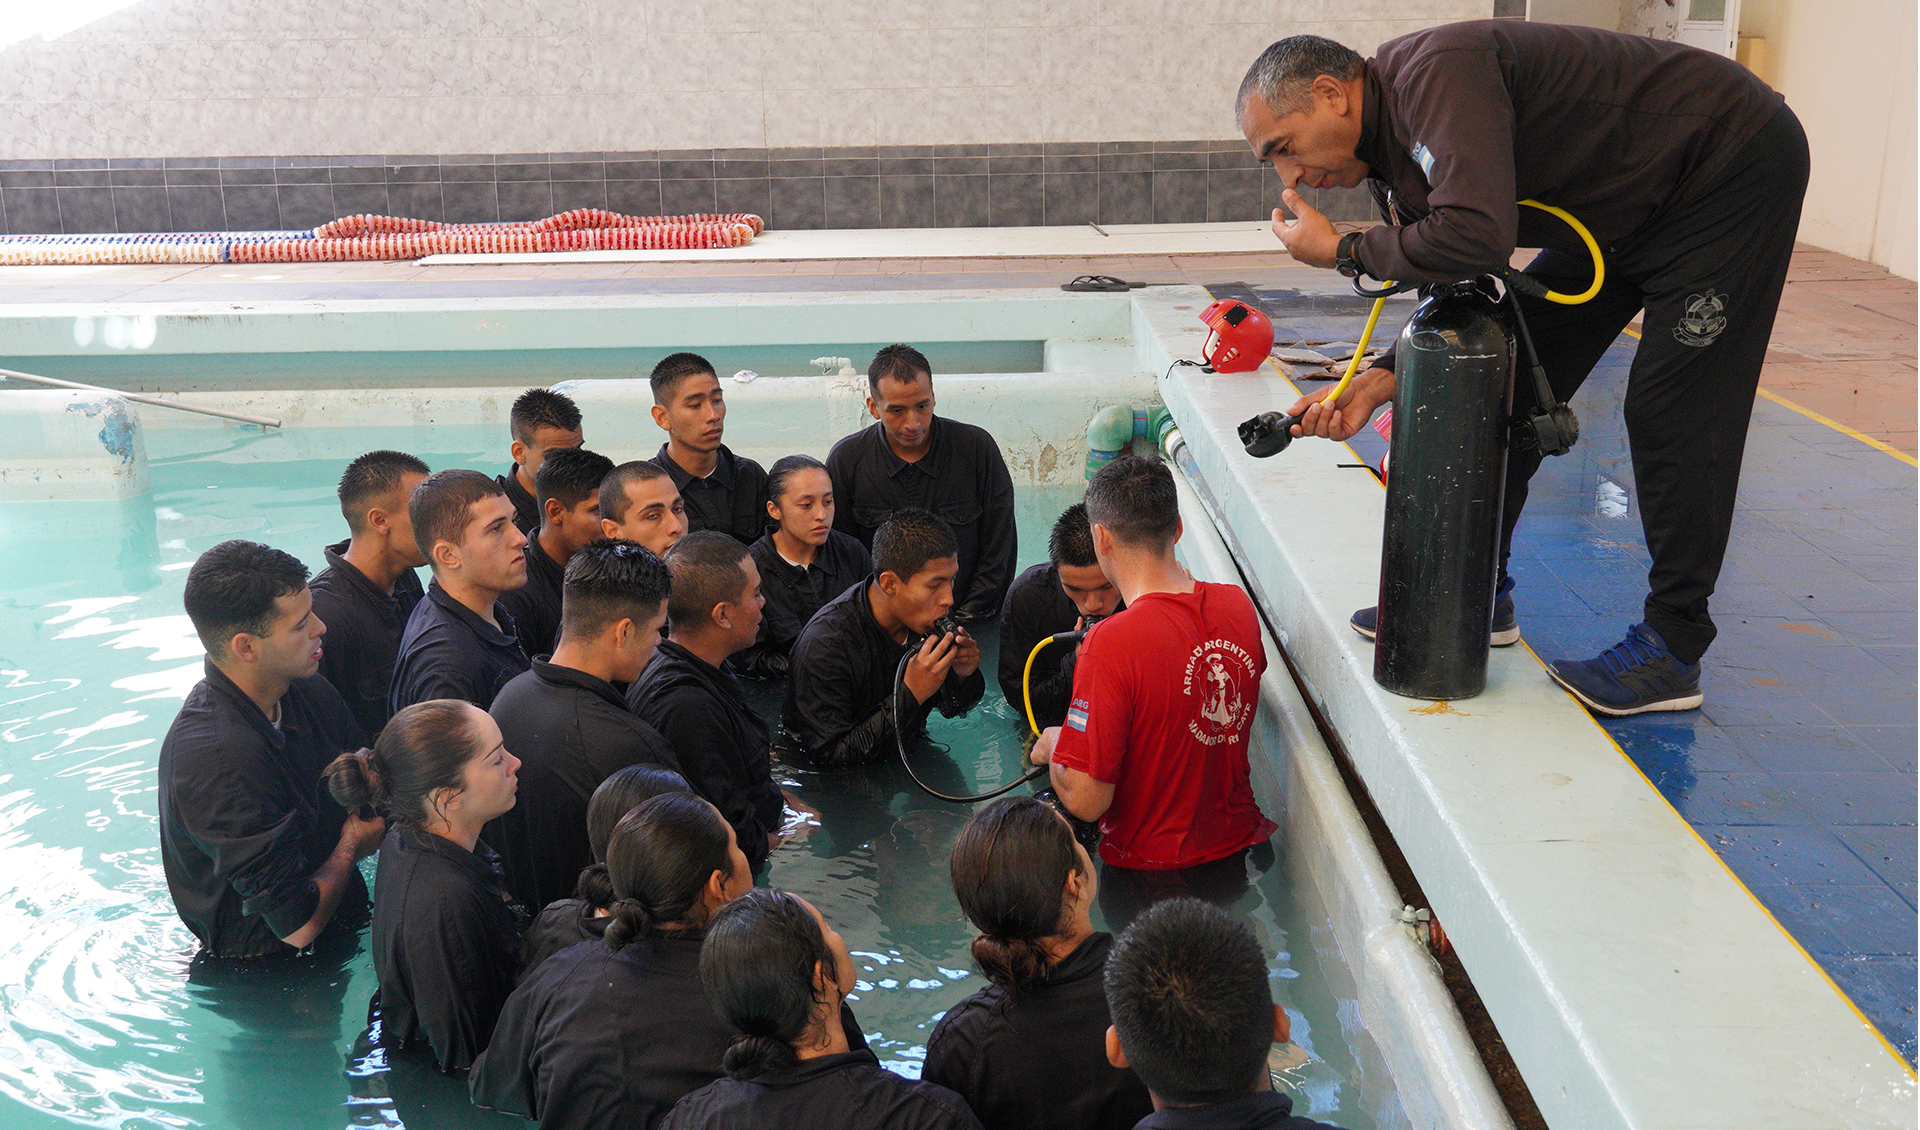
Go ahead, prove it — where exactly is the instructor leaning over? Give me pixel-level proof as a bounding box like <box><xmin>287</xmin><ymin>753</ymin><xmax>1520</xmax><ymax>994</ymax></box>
<box><xmin>1237</xmin><ymin>22</ymin><xmax>1808</xmax><ymax>716</ymax></box>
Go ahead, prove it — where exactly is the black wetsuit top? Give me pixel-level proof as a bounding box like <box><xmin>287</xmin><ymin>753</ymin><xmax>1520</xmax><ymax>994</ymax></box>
<box><xmin>1133</xmin><ymin>1091</ymin><xmax>1348</xmax><ymax>1130</ymax></box>
<box><xmin>390</xmin><ymin>580</ymin><xmax>530</xmax><ymax>713</ymax></box>
<box><xmin>500</xmin><ymin>466</ymin><xmax>543</xmax><ymax>534</ymax></box>
<box><xmin>369</xmin><ymin>825</ymin><xmax>524</xmax><ymax>1072</ymax></box>
<box><xmin>626</xmin><ymin>641</ymin><xmax>782</xmax><ymax>870</ymax></box>
<box><xmin>157</xmin><ymin>661</ymin><xmax>367</xmax><ymax>959</ymax></box>
<box><xmin>472</xmin><ymin>934</ymin><xmax>874</xmax><ymax>1130</ymax></box>
<box><xmin>650</xmin><ymin>443</ymin><xmax>770</xmax><ymax>547</ymax></box>
<box><xmin>308</xmin><ymin>539</ymin><xmax>425</xmax><ymax>738</ymax></box>
<box><xmin>496</xmin><ymin>535</ymin><xmax>565</xmax><ymax>661</ymax></box>
<box><xmin>661</xmin><ymin>1047</ymin><xmax>981</xmax><ymax>1130</ymax></box>
<box><xmin>825</xmin><ymin>415</ymin><xmax>1018</xmax><ymax>624</ymax></box>
<box><xmin>780</xmin><ymin>579</ymin><xmax>984</xmax><ymax>768</ymax></box>
<box><xmin>735</xmin><ymin>528</ymin><xmax>870</xmax><ymax>678</ymax></box>
<box><xmin>924</xmin><ymin>933</ymin><xmax>1152</xmax><ymax>1130</ymax></box>
<box><xmin>487</xmin><ymin>659</ymin><xmax>679</xmax><ymax>911</ymax></box>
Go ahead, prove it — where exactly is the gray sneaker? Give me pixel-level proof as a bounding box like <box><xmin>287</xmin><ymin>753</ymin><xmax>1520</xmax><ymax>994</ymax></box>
<box><xmin>1350</xmin><ymin>576</ymin><xmax>1519</xmax><ymax>647</ymax></box>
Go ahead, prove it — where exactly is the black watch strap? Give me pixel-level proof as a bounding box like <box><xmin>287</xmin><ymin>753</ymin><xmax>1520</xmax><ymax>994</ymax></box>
<box><xmin>1335</xmin><ymin>231</ymin><xmax>1365</xmax><ymax>278</ymax></box>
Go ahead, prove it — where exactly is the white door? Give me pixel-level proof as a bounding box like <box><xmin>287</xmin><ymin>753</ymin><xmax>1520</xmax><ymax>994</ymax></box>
<box><xmin>1676</xmin><ymin>0</ymin><xmax>1741</xmax><ymax>56</ymax></box>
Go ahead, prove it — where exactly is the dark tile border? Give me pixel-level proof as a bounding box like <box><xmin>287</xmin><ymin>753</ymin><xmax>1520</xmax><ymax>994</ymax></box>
<box><xmin>1</xmin><ymin>142</ymin><xmax>1373</xmax><ymax>235</ymax></box>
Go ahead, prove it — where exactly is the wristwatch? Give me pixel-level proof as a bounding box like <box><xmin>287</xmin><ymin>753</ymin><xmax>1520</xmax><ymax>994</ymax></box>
<box><xmin>1335</xmin><ymin>231</ymin><xmax>1365</xmax><ymax>278</ymax></box>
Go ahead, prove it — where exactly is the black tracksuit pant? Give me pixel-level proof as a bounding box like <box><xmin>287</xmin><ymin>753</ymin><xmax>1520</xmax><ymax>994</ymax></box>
<box><xmin>1500</xmin><ymin>104</ymin><xmax>1810</xmax><ymax>665</ymax></box>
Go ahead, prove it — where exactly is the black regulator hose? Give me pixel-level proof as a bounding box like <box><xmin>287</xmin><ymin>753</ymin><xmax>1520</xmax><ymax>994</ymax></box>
<box><xmin>891</xmin><ymin>646</ymin><xmax>1048</xmax><ymax>805</ymax></box>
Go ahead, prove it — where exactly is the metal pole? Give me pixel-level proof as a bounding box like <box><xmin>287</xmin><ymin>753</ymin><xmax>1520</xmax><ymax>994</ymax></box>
<box><xmin>1373</xmin><ymin>282</ymin><xmax>1510</xmax><ymax>700</ymax></box>
<box><xmin>0</xmin><ymin>368</ymin><xmax>282</xmax><ymax>428</ymax></box>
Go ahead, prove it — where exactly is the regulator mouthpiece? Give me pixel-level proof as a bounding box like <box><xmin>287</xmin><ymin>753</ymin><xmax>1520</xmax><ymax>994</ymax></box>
<box><xmin>1238</xmin><ymin>411</ymin><xmax>1301</xmax><ymax>458</ymax></box>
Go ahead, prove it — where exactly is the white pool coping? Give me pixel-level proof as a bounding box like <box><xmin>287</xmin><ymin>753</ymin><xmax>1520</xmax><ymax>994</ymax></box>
<box><xmin>1133</xmin><ymin>284</ymin><xmax>1918</xmax><ymax>1130</ymax></box>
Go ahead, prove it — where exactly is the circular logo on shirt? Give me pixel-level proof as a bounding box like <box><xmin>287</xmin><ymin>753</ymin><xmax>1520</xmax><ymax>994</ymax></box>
<box><xmin>1182</xmin><ymin>639</ymin><xmax>1255</xmax><ymax>746</ymax></box>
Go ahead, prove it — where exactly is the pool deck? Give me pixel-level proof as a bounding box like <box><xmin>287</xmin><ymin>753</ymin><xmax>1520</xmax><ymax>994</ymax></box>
<box><xmin>0</xmin><ymin>220</ymin><xmax>1912</xmax><ymax>1088</ymax></box>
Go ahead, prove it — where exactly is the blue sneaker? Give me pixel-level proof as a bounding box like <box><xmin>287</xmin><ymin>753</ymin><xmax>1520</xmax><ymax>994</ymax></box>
<box><xmin>1547</xmin><ymin>623</ymin><xmax>1703</xmax><ymax>716</ymax></box>
<box><xmin>1351</xmin><ymin>576</ymin><xmax>1519</xmax><ymax>647</ymax></box>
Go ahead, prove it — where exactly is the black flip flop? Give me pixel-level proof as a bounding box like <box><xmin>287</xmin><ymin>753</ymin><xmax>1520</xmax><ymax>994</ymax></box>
<box><xmin>1061</xmin><ymin>275</ymin><xmax>1145</xmax><ymax>292</ymax></box>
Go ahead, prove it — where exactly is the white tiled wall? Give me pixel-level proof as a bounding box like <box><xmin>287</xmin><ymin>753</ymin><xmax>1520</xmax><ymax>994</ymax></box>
<box><xmin>0</xmin><ymin>0</ymin><xmax>1492</xmax><ymax>157</ymax></box>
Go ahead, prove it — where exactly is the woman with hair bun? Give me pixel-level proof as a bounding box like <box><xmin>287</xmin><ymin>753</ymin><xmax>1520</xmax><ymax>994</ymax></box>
<box><xmin>516</xmin><ymin>763</ymin><xmax>694</xmax><ymax>979</ymax></box>
<box><xmin>323</xmin><ymin>699</ymin><xmax>524</xmax><ymax>1073</ymax></box>
<box><xmin>662</xmin><ymin>889</ymin><xmax>980</xmax><ymax>1130</ymax></box>
<box><xmin>923</xmin><ymin>796</ymin><xmax>1152</xmax><ymax>1130</ymax></box>
<box><xmin>470</xmin><ymin>792</ymin><xmax>758</xmax><ymax>1129</ymax></box>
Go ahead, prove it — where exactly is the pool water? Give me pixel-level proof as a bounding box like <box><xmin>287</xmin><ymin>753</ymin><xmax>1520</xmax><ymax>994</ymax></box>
<box><xmin>0</xmin><ymin>424</ymin><xmax>1381</xmax><ymax>1130</ymax></box>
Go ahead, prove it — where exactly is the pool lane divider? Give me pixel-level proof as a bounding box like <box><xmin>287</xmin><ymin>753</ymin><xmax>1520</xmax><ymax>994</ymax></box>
<box><xmin>1128</xmin><ymin>283</ymin><xmax>1918</xmax><ymax>1130</ymax></box>
<box><xmin>0</xmin><ymin>209</ymin><xmax>764</xmax><ymax>265</ymax></box>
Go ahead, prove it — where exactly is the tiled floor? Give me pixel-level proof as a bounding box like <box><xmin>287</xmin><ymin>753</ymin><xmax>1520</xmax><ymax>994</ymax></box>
<box><xmin>2</xmin><ymin>227</ymin><xmax>1912</xmax><ymax>1058</ymax></box>
<box><xmin>1267</xmin><ymin>273</ymin><xmax>1919</xmax><ymax>1064</ymax></box>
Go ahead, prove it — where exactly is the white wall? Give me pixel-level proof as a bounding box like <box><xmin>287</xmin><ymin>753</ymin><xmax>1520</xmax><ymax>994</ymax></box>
<box><xmin>0</xmin><ymin>0</ymin><xmax>1491</xmax><ymax>159</ymax></box>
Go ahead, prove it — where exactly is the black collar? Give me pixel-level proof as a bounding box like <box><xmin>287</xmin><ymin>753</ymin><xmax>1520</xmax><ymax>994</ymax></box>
<box><xmin>1135</xmin><ymin>1091</ymin><xmax>1297</xmax><ymax>1129</ymax></box>
<box><xmin>393</xmin><ymin>823</ymin><xmax>508</xmax><ymax>884</ymax></box>
<box><xmin>426</xmin><ymin>580</ymin><xmax>519</xmax><ymax>648</ymax></box>
<box><xmin>747</xmin><ymin>1047</ymin><xmax>881</xmax><ymax>1088</ymax></box>
<box><xmin>875</xmin><ymin>416</ymin><xmax>946</xmax><ymax>480</ymax></box>
<box><xmin>201</xmin><ymin>659</ymin><xmax>291</xmax><ymax>750</ymax></box>
<box><xmin>656</xmin><ymin>443</ymin><xmax>739</xmax><ymax>490</ymax></box>
<box><xmin>1354</xmin><ymin>65</ymin><xmax>1398</xmax><ymax>188</ymax></box>
<box><xmin>530</xmin><ymin>656</ymin><xmax>628</xmax><ymax>711</ymax></box>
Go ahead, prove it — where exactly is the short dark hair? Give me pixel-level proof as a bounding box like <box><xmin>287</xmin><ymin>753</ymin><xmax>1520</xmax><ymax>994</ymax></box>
<box><xmin>665</xmin><ymin>531</ymin><xmax>750</xmax><ymax>628</ymax></box>
<box><xmin>766</xmin><ymin>454</ymin><xmax>828</xmax><ymax>505</ymax></box>
<box><xmin>1048</xmin><ymin>502</ymin><xmax>1097</xmax><ymax>568</ymax></box>
<box><xmin>950</xmin><ymin>796</ymin><xmax>1087</xmax><ymax>991</ymax></box>
<box><xmin>561</xmin><ymin>538</ymin><xmax>672</xmax><ymax>641</ymax></box>
<box><xmin>1237</xmin><ymin>35</ymin><xmax>1365</xmax><ymax>118</ymax></box>
<box><xmin>599</xmin><ymin>460</ymin><xmax>673</xmax><ymax>524</ymax></box>
<box><xmin>510</xmin><ymin>388</ymin><xmax>582</xmax><ymax>444</ymax></box>
<box><xmin>867</xmin><ymin>343</ymin><xmax>932</xmax><ymax>396</ymax></box>
<box><xmin>337</xmin><ymin>450</ymin><xmax>430</xmax><ymax>535</ymax></box>
<box><xmin>650</xmin><ymin>352</ymin><xmax>718</xmax><ymax>405</ymax></box>
<box><xmin>604</xmin><ymin>792</ymin><xmax>735</xmax><ymax>948</ymax></box>
<box><xmin>182</xmin><ymin>540</ymin><xmax>310</xmax><ymax>658</ymax></box>
<box><xmin>1084</xmin><ymin>454</ymin><xmax>1179</xmax><ymax>551</ymax></box>
<box><xmin>408</xmin><ymin>469</ymin><xmax>507</xmax><ymax>559</ymax></box>
<box><xmin>1104</xmin><ymin>899</ymin><xmax>1274</xmax><ymax>1106</ymax></box>
<box><xmin>701</xmin><ymin>889</ymin><xmax>841</xmax><ymax>1080</ymax></box>
<box><xmin>534</xmin><ymin>446</ymin><xmax>614</xmax><ymax>513</ymax></box>
<box><xmin>872</xmin><ymin>507</ymin><xmax>956</xmax><ymax>584</ymax></box>
<box><xmin>325</xmin><ymin>700</ymin><xmax>486</xmax><ymax>830</ymax></box>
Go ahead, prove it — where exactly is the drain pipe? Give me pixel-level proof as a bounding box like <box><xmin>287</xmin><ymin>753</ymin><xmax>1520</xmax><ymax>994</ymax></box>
<box><xmin>1085</xmin><ymin>404</ymin><xmax>1179</xmax><ymax>477</ymax></box>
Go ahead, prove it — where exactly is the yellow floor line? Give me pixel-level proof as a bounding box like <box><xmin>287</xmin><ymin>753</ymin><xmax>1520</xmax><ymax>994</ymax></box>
<box><xmin>1525</xmin><ymin>637</ymin><xmax>1920</xmax><ymax>1076</ymax></box>
<box><xmin>1619</xmin><ymin>325</ymin><xmax>1917</xmax><ymax>468</ymax></box>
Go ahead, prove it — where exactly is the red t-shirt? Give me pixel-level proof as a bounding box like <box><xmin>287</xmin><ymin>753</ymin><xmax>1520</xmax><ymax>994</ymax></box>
<box><xmin>1053</xmin><ymin>582</ymin><xmax>1277</xmax><ymax>870</ymax></box>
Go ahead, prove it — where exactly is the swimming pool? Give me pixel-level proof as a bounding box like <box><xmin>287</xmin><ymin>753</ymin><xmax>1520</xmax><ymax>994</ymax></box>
<box><xmin>0</xmin><ymin>421</ymin><xmax>1394</xmax><ymax>1130</ymax></box>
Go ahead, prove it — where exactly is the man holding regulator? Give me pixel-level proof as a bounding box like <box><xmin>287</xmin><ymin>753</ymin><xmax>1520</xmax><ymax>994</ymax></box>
<box><xmin>1239</xmin><ymin>23</ymin><xmax>1806</xmax><ymax>716</ymax></box>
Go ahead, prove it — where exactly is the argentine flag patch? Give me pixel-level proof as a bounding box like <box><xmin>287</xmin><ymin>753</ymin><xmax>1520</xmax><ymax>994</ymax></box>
<box><xmin>1411</xmin><ymin>142</ymin><xmax>1435</xmax><ymax>178</ymax></box>
<box><xmin>1065</xmin><ymin>698</ymin><xmax>1090</xmax><ymax>732</ymax></box>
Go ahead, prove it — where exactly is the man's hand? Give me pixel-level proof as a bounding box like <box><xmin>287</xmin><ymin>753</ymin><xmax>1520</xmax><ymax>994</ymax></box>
<box><xmin>903</xmin><ymin>632</ymin><xmax>959</xmax><ymax>703</ymax></box>
<box><xmin>342</xmin><ymin>811</ymin><xmax>386</xmax><ymax>860</ymax></box>
<box><xmin>1284</xmin><ymin>365</ymin><xmax>1396</xmax><ymax>441</ymax></box>
<box><xmin>949</xmin><ymin>627</ymin><xmax>981</xmax><ymax>680</ymax></box>
<box><xmin>1272</xmin><ymin>188</ymin><xmax>1340</xmax><ymax>269</ymax></box>
<box><xmin>1029</xmin><ymin>725</ymin><xmax>1061</xmax><ymax>766</ymax></box>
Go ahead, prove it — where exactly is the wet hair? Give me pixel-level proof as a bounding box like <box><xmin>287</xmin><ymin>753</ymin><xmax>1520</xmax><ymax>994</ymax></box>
<box><xmin>599</xmin><ymin>460</ymin><xmax>673</xmax><ymax>524</ymax></box>
<box><xmin>560</xmin><ymin>538</ymin><xmax>672</xmax><ymax>641</ymax></box>
<box><xmin>324</xmin><ymin>700</ymin><xmax>485</xmax><ymax>831</ymax></box>
<box><xmin>534</xmin><ymin>446</ymin><xmax>615</xmax><ymax>514</ymax></box>
<box><xmin>510</xmin><ymin>388</ymin><xmax>582</xmax><ymax>445</ymax></box>
<box><xmin>182</xmin><ymin>540</ymin><xmax>310</xmax><ymax>659</ymax></box>
<box><xmin>587</xmin><ymin>763</ymin><xmax>694</xmax><ymax>863</ymax></box>
<box><xmin>602</xmin><ymin>792</ymin><xmax>735</xmax><ymax>949</ymax></box>
<box><xmin>1237</xmin><ymin>35</ymin><xmax>1365</xmax><ymax>118</ymax></box>
<box><xmin>867</xmin><ymin>343</ymin><xmax>932</xmax><ymax>396</ymax></box>
<box><xmin>337</xmin><ymin>450</ymin><xmax>430</xmax><ymax>535</ymax></box>
<box><xmin>950</xmin><ymin>796</ymin><xmax>1087</xmax><ymax>992</ymax></box>
<box><xmin>1104</xmin><ymin>898</ymin><xmax>1274</xmax><ymax>1107</ymax></box>
<box><xmin>650</xmin><ymin>352</ymin><xmax>718</xmax><ymax>405</ymax></box>
<box><xmin>664</xmin><ymin>531</ymin><xmax>750</xmax><ymax>629</ymax></box>
<box><xmin>766</xmin><ymin>454</ymin><xmax>829</xmax><ymax>506</ymax></box>
<box><xmin>1048</xmin><ymin>502</ymin><xmax>1098</xmax><ymax>568</ymax></box>
<box><xmin>700</xmin><ymin>889</ymin><xmax>841</xmax><ymax>1080</ymax></box>
<box><xmin>1084</xmin><ymin>454</ymin><xmax>1179</xmax><ymax>552</ymax></box>
<box><xmin>872</xmin><ymin>507</ymin><xmax>956</xmax><ymax>585</ymax></box>
<box><xmin>408</xmin><ymin>468</ymin><xmax>507</xmax><ymax>559</ymax></box>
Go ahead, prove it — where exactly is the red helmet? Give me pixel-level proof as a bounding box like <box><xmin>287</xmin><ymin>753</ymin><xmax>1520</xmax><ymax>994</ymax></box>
<box><xmin>1198</xmin><ymin>300</ymin><xmax>1274</xmax><ymax>373</ymax></box>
